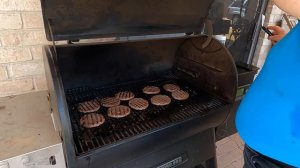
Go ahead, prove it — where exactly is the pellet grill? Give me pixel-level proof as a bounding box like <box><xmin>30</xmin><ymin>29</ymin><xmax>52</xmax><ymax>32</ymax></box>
<box><xmin>41</xmin><ymin>0</ymin><xmax>238</xmax><ymax>167</ymax></box>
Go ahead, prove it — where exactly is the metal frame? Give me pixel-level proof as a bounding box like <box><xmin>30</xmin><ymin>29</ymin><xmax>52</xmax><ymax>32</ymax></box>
<box><xmin>43</xmin><ymin>35</ymin><xmax>237</xmax><ymax>167</ymax></box>
<box><xmin>43</xmin><ymin>47</ymin><xmax>77</xmax><ymax>168</ymax></box>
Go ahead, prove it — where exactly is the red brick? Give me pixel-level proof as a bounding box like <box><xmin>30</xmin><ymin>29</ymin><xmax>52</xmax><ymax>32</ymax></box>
<box><xmin>22</xmin><ymin>12</ymin><xmax>44</xmax><ymax>29</ymax></box>
<box><xmin>0</xmin><ymin>48</ymin><xmax>32</xmax><ymax>63</ymax></box>
<box><xmin>22</xmin><ymin>31</ymin><xmax>47</xmax><ymax>45</ymax></box>
<box><xmin>0</xmin><ymin>31</ymin><xmax>22</xmax><ymax>46</ymax></box>
<box><xmin>0</xmin><ymin>13</ymin><xmax>22</xmax><ymax>30</ymax></box>
<box><xmin>11</xmin><ymin>61</ymin><xmax>45</xmax><ymax>78</ymax></box>
<box><xmin>0</xmin><ymin>0</ymin><xmax>41</xmax><ymax>11</ymax></box>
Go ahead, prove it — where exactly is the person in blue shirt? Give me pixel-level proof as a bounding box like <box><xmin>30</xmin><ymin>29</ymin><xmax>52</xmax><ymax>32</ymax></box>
<box><xmin>236</xmin><ymin>0</ymin><xmax>300</xmax><ymax>167</ymax></box>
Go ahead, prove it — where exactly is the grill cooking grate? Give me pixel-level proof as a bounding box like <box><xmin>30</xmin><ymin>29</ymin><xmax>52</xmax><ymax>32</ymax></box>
<box><xmin>66</xmin><ymin>77</ymin><xmax>226</xmax><ymax>156</ymax></box>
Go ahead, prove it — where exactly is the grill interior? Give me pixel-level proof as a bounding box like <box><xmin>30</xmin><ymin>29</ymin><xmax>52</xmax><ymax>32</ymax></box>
<box><xmin>66</xmin><ymin>74</ymin><xmax>226</xmax><ymax>156</ymax></box>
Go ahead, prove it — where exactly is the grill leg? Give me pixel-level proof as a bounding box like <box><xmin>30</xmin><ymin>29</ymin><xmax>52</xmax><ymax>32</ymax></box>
<box><xmin>205</xmin><ymin>157</ymin><xmax>217</xmax><ymax>168</ymax></box>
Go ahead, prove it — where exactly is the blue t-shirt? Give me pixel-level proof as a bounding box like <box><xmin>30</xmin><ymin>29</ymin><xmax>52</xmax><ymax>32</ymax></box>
<box><xmin>236</xmin><ymin>24</ymin><xmax>300</xmax><ymax>167</ymax></box>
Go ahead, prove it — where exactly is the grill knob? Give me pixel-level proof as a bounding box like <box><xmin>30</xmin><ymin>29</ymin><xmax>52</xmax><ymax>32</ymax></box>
<box><xmin>21</xmin><ymin>156</ymin><xmax>30</xmax><ymax>164</ymax></box>
<box><xmin>0</xmin><ymin>162</ymin><xmax>9</xmax><ymax>168</ymax></box>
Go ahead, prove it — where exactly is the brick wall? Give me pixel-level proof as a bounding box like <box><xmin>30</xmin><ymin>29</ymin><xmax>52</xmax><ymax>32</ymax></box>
<box><xmin>0</xmin><ymin>0</ymin><xmax>48</xmax><ymax>97</ymax></box>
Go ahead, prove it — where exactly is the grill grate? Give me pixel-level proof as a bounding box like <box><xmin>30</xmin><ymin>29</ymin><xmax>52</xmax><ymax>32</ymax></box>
<box><xmin>66</xmin><ymin>76</ymin><xmax>226</xmax><ymax>156</ymax></box>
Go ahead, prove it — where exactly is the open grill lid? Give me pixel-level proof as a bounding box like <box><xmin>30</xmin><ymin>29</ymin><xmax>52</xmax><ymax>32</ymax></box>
<box><xmin>40</xmin><ymin>0</ymin><xmax>214</xmax><ymax>41</ymax></box>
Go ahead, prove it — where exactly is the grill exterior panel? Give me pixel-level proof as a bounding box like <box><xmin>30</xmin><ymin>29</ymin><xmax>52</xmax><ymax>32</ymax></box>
<box><xmin>43</xmin><ymin>35</ymin><xmax>237</xmax><ymax>168</ymax></box>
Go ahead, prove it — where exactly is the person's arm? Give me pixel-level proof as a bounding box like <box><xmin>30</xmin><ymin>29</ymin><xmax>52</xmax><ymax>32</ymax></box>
<box><xmin>267</xmin><ymin>26</ymin><xmax>286</xmax><ymax>44</ymax></box>
<box><xmin>273</xmin><ymin>0</ymin><xmax>300</xmax><ymax>19</ymax></box>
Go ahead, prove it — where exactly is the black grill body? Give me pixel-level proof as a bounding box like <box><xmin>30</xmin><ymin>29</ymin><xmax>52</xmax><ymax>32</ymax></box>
<box><xmin>44</xmin><ymin>36</ymin><xmax>237</xmax><ymax>168</ymax></box>
<box><xmin>41</xmin><ymin>1</ymin><xmax>238</xmax><ymax>167</ymax></box>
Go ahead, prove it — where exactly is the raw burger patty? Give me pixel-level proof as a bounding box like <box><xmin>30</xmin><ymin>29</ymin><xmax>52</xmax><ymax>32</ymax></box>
<box><xmin>143</xmin><ymin>86</ymin><xmax>160</xmax><ymax>95</ymax></box>
<box><xmin>151</xmin><ymin>95</ymin><xmax>171</xmax><ymax>106</ymax></box>
<box><xmin>115</xmin><ymin>91</ymin><xmax>135</xmax><ymax>101</ymax></box>
<box><xmin>108</xmin><ymin>105</ymin><xmax>131</xmax><ymax>118</ymax></box>
<box><xmin>100</xmin><ymin>97</ymin><xmax>121</xmax><ymax>108</ymax></box>
<box><xmin>129</xmin><ymin>98</ymin><xmax>149</xmax><ymax>110</ymax></box>
<box><xmin>80</xmin><ymin>113</ymin><xmax>105</xmax><ymax>128</ymax></box>
<box><xmin>171</xmin><ymin>90</ymin><xmax>190</xmax><ymax>100</ymax></box>
<box><xmin>77</xmin><ymin>100</ymin><xmax>100</xmax><ymax>113</ymax></box>
<box><xmin>163</xmin><ymin>84</ymin><xmax>180</xmax><ymax>92</ymax></box>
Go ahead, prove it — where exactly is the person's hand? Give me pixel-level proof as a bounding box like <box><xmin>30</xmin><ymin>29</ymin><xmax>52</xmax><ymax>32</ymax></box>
<box><xmin>267</xmin><ymin>26</ymin><xmax>286</xmax><ymax>44</ymax></box>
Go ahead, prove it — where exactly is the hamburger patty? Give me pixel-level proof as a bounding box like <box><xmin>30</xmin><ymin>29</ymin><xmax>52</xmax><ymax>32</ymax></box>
<box><xmin>80</xmin><ymin>113</ymin><xmax>105</xmax><ymax>128</ymax></box>
<box><xmin>108</xmin><ymin>105</ymin><xmax>131</xmax><ymax>118</ymax></box>
<box><xmin>163</xmin><ymin>84</ymin><xmax>180</xmax><ymax>92</ymax></box>
<box><xmin>77</xmin><ymin>100</ymin><xmax>100</xmax><ymax>113</ymax></box>
<box><xmin>171</xmin><ymin>90</ymin><xmax>190</xmax><ymax>100</ymax></box>
<box><xmin>115</xmin><ymin>91</ymin><xmax>135</xmax><ymax>101</ymax></box>
<box><xmin>129</xmin><ymin>98</ymin><xmax>149</xmax><ymax>110</ymax></box>
<box><xmin>150</xmin><ymin>95</ymin><xmax>171</xmax><ymax>106</ymax></box>
<box><xmin>143</xmin><ymin>86</ymin><xmax>160</xmax><ymax>95</ymax></box>
<box><xmin>100</xmin><ymin>97</ymin><xmax>121</xmax><ymax>108</ymax></box>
